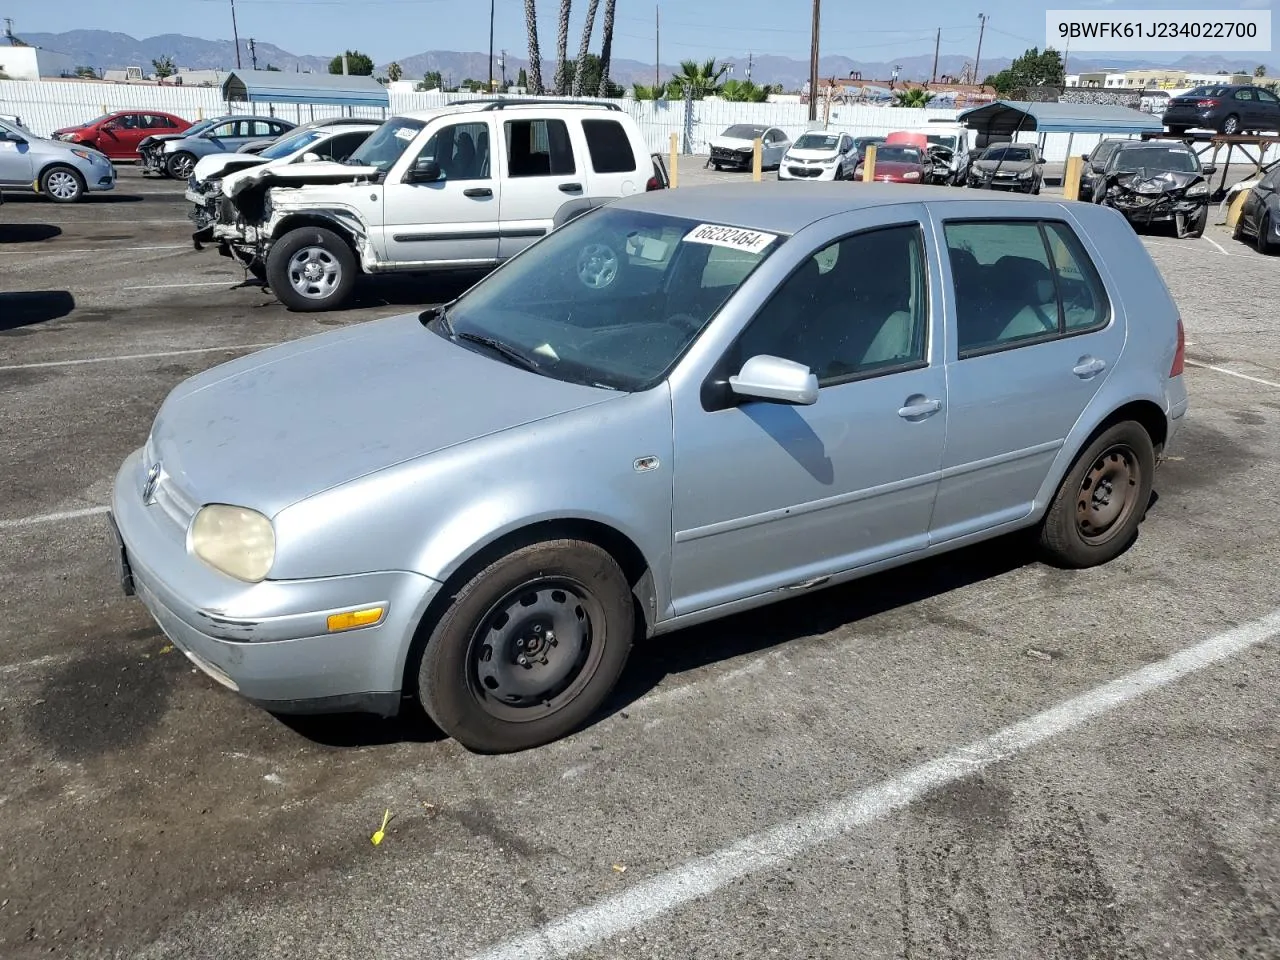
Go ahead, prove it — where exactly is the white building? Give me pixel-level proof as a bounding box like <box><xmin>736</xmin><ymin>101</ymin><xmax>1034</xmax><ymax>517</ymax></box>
<box><xmin>0</xmin><ymin>45</ymin><xmax>74</xmax><ymax>81</ymax></box>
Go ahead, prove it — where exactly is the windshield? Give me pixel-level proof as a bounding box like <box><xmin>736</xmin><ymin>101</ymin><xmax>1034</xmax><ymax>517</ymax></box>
<box><xmin>179</xmin><ymin>119</ymin><xmax>216</xmax><ymax>137</ymax></box>
<box><xmin>348</xmin><ymin>117</ymin><xmax>426</xmax><ymax>170</ymax></box>
<box><xmin>1184</xmin><ymin>86</ymin><xmax>1229</xmax><ymax>98</ymax></box>
<box><xmin>873</xmin><ymin>146</ymin><xmax>922</xmax><ymax>164</ymax></box>
<box><xmin>1111</xmin><ymin>147</ymin><xmax>1201</xmax><ymax>174</ymax></box>
<box><xmin>260</xmin><ymin>128</ymin><xmax>327</xmax><ymax>160</ymax></box>
<box><xmin>927</xmin><ymin>134</ymin><xmax>958</xmax><ymax>149</ymax></box>
<box><xmin>724</xmin><ymin>124</ymin><xmax>767</xmax><ymax>140</ymax></box>
<box><xmin>982</xmin><ymin>146</ymin><xmax>1033</xmax><ymax>162</ymax></box>
<box><xmin>794</xmin><ymin>133</ymin><xmax>840</xmax><ymax>150</ymax></box>
<box><xmin>439</xmin><ymin>208</ymin><xmax>783</xmax><ymax>391</ymax></box>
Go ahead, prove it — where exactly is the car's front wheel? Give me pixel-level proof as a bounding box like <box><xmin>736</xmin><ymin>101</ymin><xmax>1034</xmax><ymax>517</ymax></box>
<box><xmin>265</xmin><ymin>226</ymin><xmax>357</xmax><ymax>311</ymax></box>
<box><xmin>417</xmin><ymin>539</ymin><xmax>636</xmax><ymax>753</ymax></box>
<box><xmin>1038</xmin><ymin>421</ymin><xmax>1156</xmax><ymax>569</ymax></box>
<box><xmin>1221</xmin><ymin>114</ymin><xmax>1242</xmax><ymax>135</ymax></box>
<box><xmin>166</xmin><ymin>151</ymin><xmax>197</xmax><ymax>179</ymax></box>
<box><xmin>39</xmin><ymin>165</ymin><xmax>85</xmax><ymax>203</ymax></box>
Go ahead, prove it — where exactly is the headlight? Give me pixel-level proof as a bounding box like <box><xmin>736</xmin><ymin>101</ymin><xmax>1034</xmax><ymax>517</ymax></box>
<box><xmin>1019</xmin><ymin>169</ymin><xmax>1033</xmax><ymax>179</ymax></box>
<box><xmin>903</xmin><ymin>171</ymin><xmax>921</xmax><ymax>180</ymax></box>
<box><xmin>190</xmin><ymin>504</ymin><xmax>275</xmax><ymax>582</ymax></box>
<box><xmin>70</xmin><ymin>149</ymin><xmax>98</xmax><ymax>164</ymax></box>
<box><xmin>1186</xmin><ymin>181</ymin><xmax>1209</xmax><ymax>197</ymax></box>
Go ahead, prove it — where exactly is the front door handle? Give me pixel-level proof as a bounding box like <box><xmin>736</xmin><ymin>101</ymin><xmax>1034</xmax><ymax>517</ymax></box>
<box><xmin>464</xmin><ymin>187</ymin><xmax>493</xmax><ymax>198</ymax></box>
<box><xmin>559</xmin><ymin>182</ymin><xmax>583</xmax><ymax>193</ymax></box>
<box><xmin>1073</xmin><ymin>356</ymin><xmax>1107</xmax><ymax>378</ymax></box>
<box><xmin>898</xmin><ymin>397</ymin><xmax>942</xmax><ymax>420</ymax></box>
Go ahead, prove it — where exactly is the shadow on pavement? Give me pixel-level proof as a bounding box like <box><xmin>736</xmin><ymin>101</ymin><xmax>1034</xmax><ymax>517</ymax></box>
<box><xmin>0</xmin><ymin>223</ymin><xmax>62</xmax><ymax>243</ymax></box>
<box><xmin>0</xmin><ymin>290</ymin><xmax>76</xmax><ymax>331</ymax></box>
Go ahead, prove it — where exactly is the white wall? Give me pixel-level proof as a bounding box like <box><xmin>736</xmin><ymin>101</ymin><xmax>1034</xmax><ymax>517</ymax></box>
<box><xmin>0</xmin><ymin>47</ymin><xmax>74</xmax><ymax>82</ymax></box>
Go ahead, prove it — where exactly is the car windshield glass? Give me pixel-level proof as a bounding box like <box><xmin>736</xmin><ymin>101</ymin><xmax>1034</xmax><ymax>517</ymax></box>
<box><xmin>724</xmin><ymin>125</ymin><xmax>767</xmax><ymax>139</ymax></box>
<box><xmin>1185</xmin><ymin>86</ymin><xmax>1229</xmax><ymax>98</ymax></box>
<box><xmin>794</xmin><ymin>133</ymin><xmax>840</xmax><ymax>150</ymax></box>
<box><xmin>926</xmin><ymin>134</ymin><xmax>958</xmax><ymax>148</ymax></box>
<box><xmin>180</xmin><ymin>119</ymin><xmax>216</xmax><ymax>137</ymax></box>
<box><xmin>982</xmin><ymin>146</ymin><xmax>1033</xmax><ymax>162</ymax></box>
<box><xmin>439</xmin><ymin>208</ymin><xmax>784</xmax><ymax>391</ymax></box>
<box><xmin>874</xmin><ymin>146</ymin><xmax>922</xmax><ymax>163</ymax></box>
<box><xmin>1111</xmin><ymin>147</ymin><xmax>1200</xmax><ymax>173</ymax></box>
<box><xmin>260</xmin><ymin>129</ymin><xmax>328</xmax><ymax>160</ymax></box>
<box><xmin>348</xmin><ymin>118</ymin><xmax>426</xmax><ymax>170</ymax></box>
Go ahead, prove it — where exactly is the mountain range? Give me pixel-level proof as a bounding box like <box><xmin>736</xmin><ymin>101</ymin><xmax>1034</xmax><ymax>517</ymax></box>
<box><xmin>12</xmin><ymin>30</ymin><xmax>1274</xmax><ymax>91</ymax></box>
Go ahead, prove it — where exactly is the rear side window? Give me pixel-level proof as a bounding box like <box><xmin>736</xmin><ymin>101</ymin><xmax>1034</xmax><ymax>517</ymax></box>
<box><xmin>505</xmin><ymin>118</ymin><xmax>576</xmax><ymax>177</ymax></box>
<box><xmin>944</xmin><ymin>220</ymin><xmax>1109</xmax><ymax>358</ymax></box>
<box><xmin>1258</xmin><ymin>89</ymin><xmax>1279</xmax><ymax>104</ymax></box>
<box><xmin>581</xmin><ymin>119</ymin><xmax>636</xmax><ymax>174</ymax></box>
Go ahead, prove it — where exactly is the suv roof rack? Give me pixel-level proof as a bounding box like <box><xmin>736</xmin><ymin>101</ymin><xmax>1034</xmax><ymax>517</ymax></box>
<box><xmin>465</xmin><ymin>97</ymin><xmax>623</xmax><ymax>112</ymax></box>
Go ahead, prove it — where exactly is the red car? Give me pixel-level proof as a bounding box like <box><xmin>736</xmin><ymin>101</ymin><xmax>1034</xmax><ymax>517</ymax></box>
<box><xmin>51</xmin><ymin>110</ymin><xmax>191</xmax><ymax>162</ymax></box>
<box><xmin>853</xmin><ymin>144</ymin><xmax>935</xmax><ymax>184</ymax></box>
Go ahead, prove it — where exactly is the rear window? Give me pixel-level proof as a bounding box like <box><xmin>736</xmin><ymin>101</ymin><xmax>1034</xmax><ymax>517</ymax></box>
<box><xmin>1185</xmin><ymin>86</ymin><xmax>1230</xmax><ymax>98</ymax></box>
<box><xmin>581</xmin><ymin>119</ymin><xmax>636</xmax><ymax>174</ymax></box>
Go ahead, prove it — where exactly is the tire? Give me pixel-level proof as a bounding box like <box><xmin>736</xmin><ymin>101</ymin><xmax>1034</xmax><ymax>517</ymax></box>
<box><xmin>1258</xmin><ymin>212</ymin><xmax>1275</xmax><ymax>255</ymax></box>
<box><xmin>265</xmin><ymin>226</ymin><xmax>357</xmax><ymax>312</ymax></box>
<box><xmin>712</xmin><ymin>162</ymin><xmax>722</xmax><ymax>171</ymax></box>
<box><xmin>39</xmin><ymin>165</ymin><xmax>85</xmax><ymax>203</ymax></box>
<box><xmin>417</xmin><ymin>539</ymin><xmax>635</xmax><ymax>753</ymax></box>
<box><xmin>1038</xmin><ymin>422</ymin><xmax>1156</xmax><ymax>569</ymax></box>
<box><xmin>166</xmin><ymin>151</ymin><xmax>197</xmax><ymax>180</ymax></box>
<box><xmin>1183</xmin><ymin>205</ymin><xmax>1208</xmax><ymax>239</ymax></box>
<box><xmin>1221</xmin><ymin>114</ymin><xmax>1241</xmax><ymax>136</ymax></box>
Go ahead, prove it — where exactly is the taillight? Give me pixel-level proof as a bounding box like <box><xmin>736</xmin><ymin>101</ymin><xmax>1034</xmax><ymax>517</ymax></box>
<box><xmin>646</xmin><ymin>175</ymin><xmax>663</xmax><ymax>191</ymax></box>
<box><xmin>1196</xmin><ymin>98</ymin><xmax>1220</xmax><ymax>108</ymax></box>
<box><xmin>1170</xmin><ymin>317</ymin><xmax>1185</xmax><ymax>377</ymax></box>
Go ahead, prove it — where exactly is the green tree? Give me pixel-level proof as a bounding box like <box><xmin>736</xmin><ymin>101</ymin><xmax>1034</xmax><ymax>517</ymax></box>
<box><xmin>667</xmin><ymin>58</ymin><xmax>727</xmax><ymax>101</ymax></box>
<box><xmin>264</xmin><ymin>63</ymin><xmax>281</xmax><ymax>71</ymax></box>
<box><xmin>984</xmin><ymin>47</ymin><xmax>1065</xmax><ymax>97</ymax></box>
<box><xmin>893</xmin><ymin>87</ymin><xmax>936</xmax><ymax>108</ymax></box>
<box><xmin>73</xmin><ymin>65</ymin><xmax>99</xmax><ymax>79</ymax></box>
<box><xmin>517</xmin><ymin>67</ymin><xmax>528</xmax><ymax>88</ymax></box>
<box><xmin>1256</xmin><ymin>64</ymin><xmax>1267</xmax><ymax>78</ymax></box>
<box><xmin>387</xmin><ymin>61</ymin><xmax>403</xmax><ymax>82</ymax></box>
<box><xmin>596</xmin><ymin>0</ymin><xmax>616</xmax><ymax>97</ymax></box>
<box><xmin>328</xmin><ymin>50</ymin><xmax>374</xmax><ymax>76</ymax></box>
<box><xmin>523</xmin><ymin>0</ymin><xmax>545</xmax><ymax>94</ymax></box>
<box><xmin>151</xmin><ymin>55</ymin><xmax>176</xmax><ymax>79</ymax></box>
<box><xmin>418</xmin><ymin>70</ymin><xmax>443</xmax><ymax>91</ymax></box>
<box><xmin>719</xmin><ymin>78</ymin><xmax>770</xmax><ymax>102</ymax></box>
<box><xmin>562</xmin><ymin>54</ymin><xmax>624</xmax><ymax>98</ymax></box>
<box><xmin>631</xmin><ymin>82</ymin><xmax>660</xmax><ymax>100</ymax></box>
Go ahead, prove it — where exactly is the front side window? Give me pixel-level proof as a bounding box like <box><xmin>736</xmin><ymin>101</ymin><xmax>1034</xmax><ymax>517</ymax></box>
<box><xmin>505</xmin><ymin>118</ymin><xmax>575</xmax><ymax>177</ymax></box>
<box><xmin>348</xmin><ymin>117</ymin><xmax>427</xmax><ymax>172</ymax></box>
<box><xmin>1258</xmin><ymin>89</ymin><xmax>1280</xmax><ymax>104</ymax></box>
<box><xmin>440</xmin><ymin>209</ymin><xmax>783</xmax><ymax>391</ymax></box>
<box><xmin>208</xmin><ymin>121</ymin><xmax>241</xmax><ymax>138</ymax></box>
<box><xmin>944</xmin><ymin>220</ymin><xmax>1109</xmax><ymax>357</ymax></box>
<box><xmin>731</xmin><ymin>224</ymin><xmax>929</xmax><ymax>385</ymax></box>
<box><xmin>582</xmin><ymin>119</ymin><xmax>636</xmax><ymax>174</ymax></box>
<box><xmin>415</xmin><ymin>121</ymin><xmax>490</xmax><ymax>181</ymax></box>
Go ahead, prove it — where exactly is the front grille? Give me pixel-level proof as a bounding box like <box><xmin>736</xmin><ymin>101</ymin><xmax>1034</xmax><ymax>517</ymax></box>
<box><xmin>152</xmin><ymin>472</ymin><xmax>199</xmax><ymax>530</ymax></box>
<box><xmin>788</xmin><ymin>166</ymin><xmax>822</xmax><ymax>178</ymax></box>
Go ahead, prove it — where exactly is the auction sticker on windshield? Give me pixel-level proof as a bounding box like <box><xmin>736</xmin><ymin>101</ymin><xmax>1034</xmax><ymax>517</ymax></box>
<box><xmin>393</xmin><ymin>126</ymin><xmax>417</xmax><ymax>141</ymax></box>
<box><xmin>683</xmin><ymin>224</ymin><xmax>778</xmax><ymax>255</ymax></box>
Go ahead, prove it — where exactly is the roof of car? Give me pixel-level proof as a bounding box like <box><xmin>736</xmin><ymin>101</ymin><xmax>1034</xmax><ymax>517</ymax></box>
<box><xmin>613</xmin><ymin>182</ymin><xmax>1050</xmax><ymax>234</ymax></box>
<box><xmin>396</xmin><ymin>99</ymin><xmax>624</xmax><ymax>123</ymax></box>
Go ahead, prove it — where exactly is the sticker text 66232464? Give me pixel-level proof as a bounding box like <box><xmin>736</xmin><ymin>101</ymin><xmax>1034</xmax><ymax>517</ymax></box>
<box><xmin>683</xmin><ymin>223</ymin><xmax>778</xmax><ymax>255</ymax></box>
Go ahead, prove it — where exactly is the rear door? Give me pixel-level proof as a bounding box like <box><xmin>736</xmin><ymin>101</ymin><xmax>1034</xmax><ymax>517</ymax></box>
<box><xmin>496</xmin><ymin>114</ymin><xmax>584</xmax><ymax>259</ymax></box>
<box><xmin>1256</xmin><ymin>87</ymin><xmax>1280</xmax><ymax>133</ymax></box>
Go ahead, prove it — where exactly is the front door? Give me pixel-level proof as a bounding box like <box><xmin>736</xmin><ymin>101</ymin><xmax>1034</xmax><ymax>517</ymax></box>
<box><xmin>100</xmin><ymin>113</ymin><xmax>148</xmax><ymax>159</ymax></box>
<box><xmin>928</xmin><ymin>210</ymin><xmax>1126</xmax><ymax>544</ymax></box>
<box><xmin>380</xmin><ymin>117</ymin><xmax>500</xmax><ymax>267</ymax></box>
<box><xmin>496</xmin><ymin>115</ymin><xmax>584</xmax><ymax>259</ymax></box>
<box><xmin>0</xmin><ymin>124</ymin><xmax>32</xmax><ymax>185</ymax></box>
<box><xmin>670</xmin><ymin>213</ymin><xmax>947</xmax><ymax>616</ymax></box>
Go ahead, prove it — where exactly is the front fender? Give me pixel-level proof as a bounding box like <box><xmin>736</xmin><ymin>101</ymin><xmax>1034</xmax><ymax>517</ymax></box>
<box><xmin>268</xmin><ymin>208</ymin><xmax>374</xmax><ymax>269</ymax></box>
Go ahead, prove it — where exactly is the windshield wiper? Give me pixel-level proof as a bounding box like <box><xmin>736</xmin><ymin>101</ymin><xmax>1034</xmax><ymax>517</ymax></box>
<box><xmin>455</xmin><ymin>332</ymin><xmax>542</xmax><ymax>373</ymax></box>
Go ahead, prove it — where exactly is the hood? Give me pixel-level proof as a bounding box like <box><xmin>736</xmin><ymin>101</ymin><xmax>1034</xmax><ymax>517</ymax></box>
<box><xmin>784</xmin><ymin>147</ymin><xmax>839</xmax><ymax>161</ymax></box>
<box><xmin>193</xmin><ymin>153</ymin><xmax>268</xmax><ymax>184</ymax></box>
<box><xmin>52</xmin><ymin>123</ymin><xmax>88</xmax><ymax>134</ymax></box>
<box><xmin>710</xmin><ymin>136</ymin><xmax>758</xmax><ymax>150</ymax></box>
<box><xmin>139</xmin><ymin>132</ymin><xmax>189</xmax><ymax>149</ymax></box>
<box><xmin>149</xmin><ymin>312</ymin><xmax>619</xmax><ymax>516</ymax></box>
<box><xmin>1106</xmin><ymin>168</ymin><xmax>1202</xmax><ymax>193</ymax></box>
<box><xmin>225</xmin><ymin>158</ymin><xmax>380</xmax><ymax>198</ymax></box>
<box><xmin>973</xmin><ymin>158</ymin><xmax>1035</xmax><ymax>174</ymax></box>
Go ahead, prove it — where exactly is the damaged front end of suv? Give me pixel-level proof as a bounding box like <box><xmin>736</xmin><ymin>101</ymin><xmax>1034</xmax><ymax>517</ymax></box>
<box><xmin>1097</xmin><ymin>145</ymin><xmax>1213</xmax><ymax>239</ymax></box>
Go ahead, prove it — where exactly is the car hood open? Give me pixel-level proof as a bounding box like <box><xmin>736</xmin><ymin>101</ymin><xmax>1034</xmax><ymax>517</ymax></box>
<box><xmin>148</xmin><ymin>312</ymin><xmax>621</xmax><ymax>517</ymax></box>
<box><xmin>193</xmin><ymin>153</ymin><xmax>269</xmax><ymax>183</ymax></box>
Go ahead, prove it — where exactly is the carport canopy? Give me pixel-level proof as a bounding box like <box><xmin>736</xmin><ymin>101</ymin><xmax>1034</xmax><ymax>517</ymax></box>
<box><xmin>220</xmin><ymin>69</ymin><xmax>390</xmax><ymax>107</ymax></box>
<box><xmin>956</xmin><ymin>100</ymin><xmax>1164</xmax><ymax>136</ymax></box>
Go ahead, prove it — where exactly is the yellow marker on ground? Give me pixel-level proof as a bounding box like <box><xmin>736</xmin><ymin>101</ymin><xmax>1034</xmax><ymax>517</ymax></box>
<box><xmin>371</xmin><ymin>809</ymin><xmax>392</xmax><ymax>846</ymax></box>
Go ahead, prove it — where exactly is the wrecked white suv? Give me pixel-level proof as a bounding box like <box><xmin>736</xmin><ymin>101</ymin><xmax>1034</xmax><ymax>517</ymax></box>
<box><xmin>199</xmin><ymin>99</ymin><xmax>668</xmax><ymax>311</ymax></box>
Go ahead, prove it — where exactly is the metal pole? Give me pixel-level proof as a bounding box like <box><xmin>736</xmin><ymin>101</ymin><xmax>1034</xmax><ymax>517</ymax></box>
<box><xmin>488</xmin><ymin>0</ymin><xmax>495</xmax><ymax>91</ymax></box>
<box><xmin>655</xmin><ymin>5</ymin><xmax>660</xmax><ymax>93</ymax></box>
<box><xmin>974</xmin><ymin>14</ymin><xmax>987</xmax><ymax>86</ymax></box>
<box><xmin>931</xmin><ymin>28</ymin><xmax>940</xmax><ymax>84</ymax></box>
<box><xmin>230</xmin><ymin>0</ymin><xmax>242</xmax><ymax>69</ymax></box>
<box><xmin>808</xmin><ymin>0</ymin><xmax>821</xmax><ymax>122</ymax></box>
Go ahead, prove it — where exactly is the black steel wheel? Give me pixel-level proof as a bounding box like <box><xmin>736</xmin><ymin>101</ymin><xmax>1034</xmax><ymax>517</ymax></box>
<box><xmin>418</xmin><ymin>539</ymin><xmax>635</xmax><ymax>753</ymax></box>
<box><xmin>1038</xmin><ymin>422</ymin><xmax>1155</xmax><ymax>569</ymax></box>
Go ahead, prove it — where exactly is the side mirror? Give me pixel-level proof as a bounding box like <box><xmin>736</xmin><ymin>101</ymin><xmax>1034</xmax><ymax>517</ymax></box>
<box><xmin>1081</xmin><ymin>153</ymin><xmax>1090</xmax><ymax>162</ymax></box>
<box><xmin>302</xmin><ymin>151</ymin><xmax>321</xmax><ymax>163</ymax></box>
<box><xmin>1203</xmin><ymin>164</ymin><xmax>1217</xmax><ymax>175</ymax></box>
<box><xmin>407</xmin><ymin>157</ymin><xmax>441</xmax><ymax>183</ymax></box>
<box><xmin>0</xmin><ymin>130</ymin><xmax>25</xmax><ymax>144</ymax></box>
<box><xmin>729</xmin><ymin>355</ymin><xmax>819</xmax><ymax>406</ymax></box>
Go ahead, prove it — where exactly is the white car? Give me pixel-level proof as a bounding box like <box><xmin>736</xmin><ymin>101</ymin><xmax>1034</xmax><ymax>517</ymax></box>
<box><xmin>777</xmin><ymin>130</ymin><xmax>859</xmax><ymax>181</ymax></box>
<box><xmin>187</xmin><ymin>121</ymin><xmax>380</xmax><ymax>236</ymax></box>
<box><xmin>708</xmin><ymin>124</ymin><xmax>792</xmax><ymax>171</ymax></box>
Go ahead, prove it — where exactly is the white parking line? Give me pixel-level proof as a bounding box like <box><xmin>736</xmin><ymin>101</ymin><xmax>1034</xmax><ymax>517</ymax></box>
<box><xmin>123</xmin><ymin>280</ymin><xmax>240</xmax><ymax>290</ymax></box>
<box><xmin>1202</xmin><ymin>236</ymin><xmax>1228</xmax><ymax>256</ymax></box>
<box><xmin>42</xmin><ymin>244</ymin><xmax>193</xmax><ymax>253</ymax></box>
<box><xmin>1186</xmin><ymin>359</ymin><xmax>1280</xmax><ymax>390</ymax></box>
<box><xmin>0</xmin><ymin>506</ymin><xmax>109</xmax><ymax>530</ymax></box>
<box><xmin>464</xmin><ymin>610</ymin><xmax>1280</xmax><ymax>960</ymax></box>
<box><xmin>0</xmin><ymin>342</ymin><xmax>278</xmax><ymax>372</ymax></box>
<box><xmin>1143</xmin><ymin>237</ymin><xmax>1246</xmax><ymax>258</ymax></box>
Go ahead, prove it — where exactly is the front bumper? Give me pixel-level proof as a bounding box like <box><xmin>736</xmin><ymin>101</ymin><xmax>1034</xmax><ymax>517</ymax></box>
<box><xmin>779</xmin><ymin>162</ymin><xmax>840</xmax><ymax>181</ymax></box>
<box><xmin>710</xmin><ymin>146</ymin><xmax>753</xmax><ymax>168</ymax></box>
<box><xmin>1108</xmin><ymin>193</ymin><xmax>1208</xmax><ymax>225</ymax></box>
<box><xmin>110</xmin><ymin>446</ymin><xmax>442</xmax><ymax>715</ymax></box>
<box><xmin>969</xmin><ymin>174</ymin><xmax>1034</xmax><ymax>191</ymax></box>
<box><xmin>86</xmin><ymin>165</ymin><xmax>116</xmax><ymax>192</ymax></box>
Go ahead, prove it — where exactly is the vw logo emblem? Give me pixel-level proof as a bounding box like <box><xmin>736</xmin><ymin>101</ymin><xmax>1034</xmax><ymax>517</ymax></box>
<box><xmin>142</xmin><ymin>462</ymin><xmax>161</xmax><ymax>505</ymax></box>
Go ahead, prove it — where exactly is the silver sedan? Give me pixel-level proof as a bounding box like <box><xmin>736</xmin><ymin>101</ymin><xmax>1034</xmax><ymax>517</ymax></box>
<box><xmin>110</xmin><ymin>183</ymin><xmax>1188</xmax><ymax>753</ymax></box>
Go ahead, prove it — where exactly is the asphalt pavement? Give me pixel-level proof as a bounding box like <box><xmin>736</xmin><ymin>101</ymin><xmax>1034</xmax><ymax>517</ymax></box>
<box><xmin>0</xmin><ymin>165</ymin><xmax>1277</xmax><ymax>960</ymax></box>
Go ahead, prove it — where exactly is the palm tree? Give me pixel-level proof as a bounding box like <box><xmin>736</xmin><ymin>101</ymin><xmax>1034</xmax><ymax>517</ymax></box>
<box><xmin>554</xmin><ymin>0</ymin><xmax>573</xmax><ymax>94</ymax></box>
<box><xmin>893</xmin><ymin>88</ymin><xmax>936</xmax><ymax>108</ymax></box>
<box><xmin>572</xmin><ymin>0</ymin><xmax>601</xmax><ymax>96</ymax></box>
<box><xmin>631</xmin><ymin>82</ymin><xmax>659</xmax><ymax>100</ymax></box>
<box><xmin>523</xmin><ymin>0</ymin><xmax>545</xmax><ymax>94</ymax></box>
<box><xmin>596</xmin><ymin>0</ymin><xmax>617</xmax><ymax>98</ymax></box>
<box><xmin>668</xmin><ymin>58</ymin><xmax>727</xmax><ymax>101</ymax></box>
<box><xmin>719</xmin><ymin>79</ymin><xmax>769</xmax><ymax>103</ymax></box>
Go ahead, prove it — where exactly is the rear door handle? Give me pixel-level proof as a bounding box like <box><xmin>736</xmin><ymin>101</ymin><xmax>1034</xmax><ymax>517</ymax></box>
<box><xmin>464</xmin><ymin>187</ymin><xmax>493</xmax><ymax>198</ymax></box>
<box><xmin>559</xmin><ymin>182</ymin><xmax>583</xmax><ymax>193</ymax></box>
<box><xmin>898</xmin><ymin>397</ymin><xmax>942</xmax><ymax>420</ymax></box>
<box><xmin>1073</xmin><ymin>357</ymin><xmax>1107</xmax><ymax>378</ymax></box>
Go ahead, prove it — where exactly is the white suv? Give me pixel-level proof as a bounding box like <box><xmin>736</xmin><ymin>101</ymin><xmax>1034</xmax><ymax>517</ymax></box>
<box><xmin>210</xmin><ymin>99</ymin><xmax>667</xmax><ymax>311</ymax></box>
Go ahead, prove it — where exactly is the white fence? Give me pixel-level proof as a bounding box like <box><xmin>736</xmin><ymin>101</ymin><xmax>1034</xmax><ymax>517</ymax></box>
<box><xmin>4</xmin><ymin>78</ymin><xmax>1278</xmax><ymax>166</ymax></box>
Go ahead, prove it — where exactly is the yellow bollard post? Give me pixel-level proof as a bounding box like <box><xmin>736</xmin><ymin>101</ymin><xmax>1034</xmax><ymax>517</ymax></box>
<box><xmin>1226</xmin><ymin>188</ymin><xmax>1250</xmax><ymax>228</ymax></box>
<box><xmin>861</xmin><ymin>144</ymin><xmax>877</xmax><ymax>183</ymax></box>
<box><xmin>1062</xmin><ymin>155</ymin><xmax>1083</xmax><ymax>201</ymax></box>
<box><xmin>669</xmin><ymin>132</ymin><xmax>679</xmax><ymax>189</ymax></box>
<box><xmin>752</xmin><ymin>138</ymin><xmax>763</xmax><ymax>182</ymax></box>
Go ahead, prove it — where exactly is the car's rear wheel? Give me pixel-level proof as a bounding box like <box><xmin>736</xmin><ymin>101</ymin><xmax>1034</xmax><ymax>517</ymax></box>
<box><xmin>265</xmin><ymin>226</ymin><xmax>357</xmax><ymax>311</ymax></box>
<box><xmin>417</xmin><ymin>539</ymin><xmax>636</xmax><ymax>753</ymax></box>
<box><xmin>1038</xmin><ymin>422</ymin><xmax>1156</xmax><ymax>569</ymax></box>
<box><xmin>1221</xmin><ymin>114</ymin><xmax>1241</xmax><ymax>136</ymax></box>
<box><xmin>166</xmin><ymin>151</ymin><xmax>197</xmax><ymax>179</ymax></box>
<box><xmin>39</xmin><ymin>165</ymin><xmax>85</xmax><ymax>203</ymax></box>
<box><xmin>1258</xmin><ymin>212</ymin><xmax>1276</xmax><ymax>255</ymax></box>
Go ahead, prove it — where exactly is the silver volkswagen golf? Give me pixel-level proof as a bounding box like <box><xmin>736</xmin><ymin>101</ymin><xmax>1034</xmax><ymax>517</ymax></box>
<box><xmin>109</xmin><ymin>183</ymin><xmax>1188</xmax><ymax>753</ymax></box>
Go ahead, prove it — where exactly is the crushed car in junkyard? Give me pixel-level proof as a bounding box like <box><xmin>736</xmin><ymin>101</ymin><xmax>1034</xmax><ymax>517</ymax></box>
<box><xmin>1095</xmin><ymin>142</ymin><xmax>1213</xmax><ymax>239</ymax></box>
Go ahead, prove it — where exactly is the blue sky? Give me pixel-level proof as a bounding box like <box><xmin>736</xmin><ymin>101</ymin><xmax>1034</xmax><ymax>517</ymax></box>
<box><xmin>5</xmin><ymin>0</ymin><xmax>1275</xmax><ymax>65</ymax></box>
